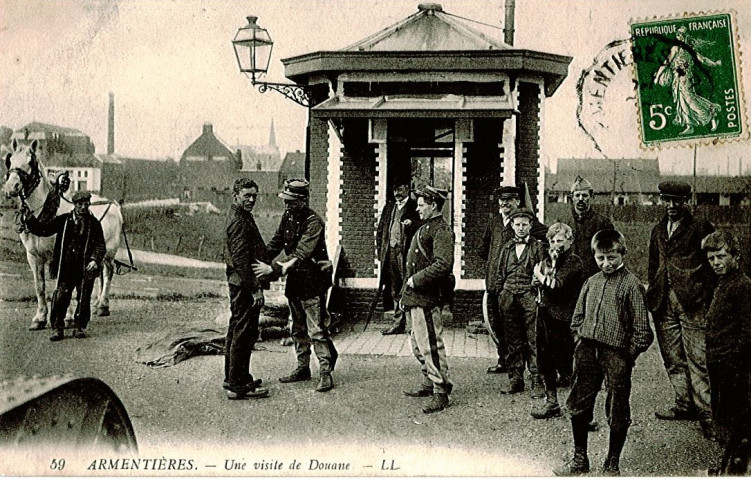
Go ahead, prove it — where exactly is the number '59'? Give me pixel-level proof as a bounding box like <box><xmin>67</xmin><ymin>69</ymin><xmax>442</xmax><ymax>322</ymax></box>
<box><xmin>648</xmin><ymin>104</ymin><xmax>673</xmax><ymax>130</ymax></box>
<box><xmin>50</xmin><ymin>459</ymin><xmax>65</xmax><ymax>470</ymax></box>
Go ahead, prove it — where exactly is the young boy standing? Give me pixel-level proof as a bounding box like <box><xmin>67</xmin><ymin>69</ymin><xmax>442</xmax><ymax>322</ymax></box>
<box><xmin>530</xmin><ymin>223</ymin><xmax>584</xmax><ymax>419</ymax></box>
<box><xmin>555</xmin><ymin>230</ymin><xmax>653</xmax><ymax>476</ymax></box>
<box><xmin>701</xmin><ymin>231</ymin><xmax>751</xmax><ymax>475</ymax></box>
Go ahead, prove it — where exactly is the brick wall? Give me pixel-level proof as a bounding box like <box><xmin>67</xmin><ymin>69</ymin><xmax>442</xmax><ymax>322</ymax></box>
<box><xmin>339</xmin><ymin>119</ymin><xmax>377</xmax><ymax>278</ymax></box>
<box><xmin>308</xmin><ymin>116</ymin><xmax>329</xmax><ymax>221</ymax></box>
<box><xmin>463</xmin><ymin>118</ymin><xmax>505</xmax><ymax>279</ymax></box>
<box><xmin>516</xmin><ymin>82</ymin><xmax>542</xmax><ymax>213</ymax></box>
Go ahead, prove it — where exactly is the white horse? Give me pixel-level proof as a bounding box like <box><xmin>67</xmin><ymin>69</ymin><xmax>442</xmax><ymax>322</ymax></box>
<box><xmin>3</xmin><ymin>139</ymin><xmax>123</xmax><ymax>329</ymax></box>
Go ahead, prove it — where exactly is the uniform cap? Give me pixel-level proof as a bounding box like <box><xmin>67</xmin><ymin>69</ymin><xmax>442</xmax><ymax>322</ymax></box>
<box><xmin>278</xmin><ymin>178</ymin><xmax>309</xmax><ymax>200</ymax></box>
<box><xmin>571</xmin><ymin>175</ymin><xmax>594</xmax><ymax>193</ymax></box>
<box><xmin>495</xmin><ymin>186</ymin><xmax>521</xmax><ymax>199</ymax></box>
<box><xmin>416</xmin><ymin>185</ymin><xmax>449</xmax><ymax>203</ymax></box>
<box><xmin>72</xmin><ymin>191</ymin><xmax>92</xmax><ymax>203</ymax></box>
<box><xmin>658</xmin><ymin>181</ymin><xmax>691</xmax><ymax>198</ymax></box>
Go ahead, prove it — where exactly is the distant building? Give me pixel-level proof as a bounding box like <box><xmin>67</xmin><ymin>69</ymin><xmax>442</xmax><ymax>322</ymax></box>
<box><xmin>237</xmin><ymin>120</ymin><xmax>283</xmax><ymax>172</ymax></box>
<box><xmin>660</xmin><ymin>174</ymin><xmax>751</xmax><ymax>206</ymax></box>
<box><xmin>278</xmin><ymin>150</ymin><xmax>306</xmax><ymax>188</ymax></box>
<box><xmin>179</xmin><ymin>123</ymin><xmax>242</xmax><ymax>203</ymax></box>
<box><xmin>11</xmin><ymin>122</ymin><xmax>95</xmax><ymax>157</ymax></box>
<box><xmin>547</xmin><ymin>158</ymin><xmax>660</xmax><ymax>205</ymax></box>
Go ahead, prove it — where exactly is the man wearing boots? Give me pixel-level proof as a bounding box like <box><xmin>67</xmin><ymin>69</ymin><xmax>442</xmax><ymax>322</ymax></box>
<box><xmin>401</xmin><ymin>185</ymin><xmax>455</xmax><ymax>414</ymax></box>
<box><xmin>376</xmin><ymin>181</ymin><xmax>421</xmax><ymax>335</ymax></box>
<box><xmin>647</xmin><ymin>181</ymin><xmax>715</xmax><ymax>440</ymax></box>
<box><xmin>480</xmin><ymin>186</ymin><xmax>547</xmax><ymax>374</ymax></box>
<box><xmin>222</xmin><ymin>178</ymin><xmax>270</xmax><ymax>400</ymax></box>
<box><xmin>253</xmin><ymin>179</ymin><xmax>338</xmax><ymax>393</ymax></box>
<box><xmin>530</xmin><ymin>223</ymin><xmax>583</xmax><ymax>419</ymax></box>
<box><xmin>22</xmin><ymin>191</ymin><xmax>106</xmax><ymax>341</ymax></box>
<box><xmin>555</xmin><ymin>230</ymin><xmax>653</xmax><ymax>476</ymax></box>
<box><xmin>496</xmin><ymin>208</ymin><xmax>546</xmax><ymax>398</ymax></box>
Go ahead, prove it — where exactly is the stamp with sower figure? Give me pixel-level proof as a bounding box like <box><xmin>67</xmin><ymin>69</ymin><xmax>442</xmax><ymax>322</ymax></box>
<box><xmin>631</xmin><ymin>12</ymin><xmax>746</xmax><ymax>147</ymax></box>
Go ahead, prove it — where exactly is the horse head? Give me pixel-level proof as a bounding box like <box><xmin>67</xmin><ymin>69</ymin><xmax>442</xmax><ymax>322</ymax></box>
<box><xmin>3</xmin><ymin>138</ymin><xmax>41</xmax><ymax>199</ymax></box>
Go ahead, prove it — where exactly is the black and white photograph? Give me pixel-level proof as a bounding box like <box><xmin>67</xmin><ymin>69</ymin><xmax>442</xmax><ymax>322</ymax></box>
<box><xmin>1</xmin><ymin>0</ymin><xmax>750</xmax><ymax>476</ymax></box>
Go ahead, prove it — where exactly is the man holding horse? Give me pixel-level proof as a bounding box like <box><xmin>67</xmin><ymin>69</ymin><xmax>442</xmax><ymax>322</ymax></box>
<box><xmin>21</xmin><ymin>190</ymin><xmax>106</xmax><ymax>341</ymax></box>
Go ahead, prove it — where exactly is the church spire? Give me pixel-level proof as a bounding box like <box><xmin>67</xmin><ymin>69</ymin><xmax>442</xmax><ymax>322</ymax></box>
<box><xmin>268</xmin><ymin>118</ymin><xmax>277</xmax><ymax>147</ymax></box>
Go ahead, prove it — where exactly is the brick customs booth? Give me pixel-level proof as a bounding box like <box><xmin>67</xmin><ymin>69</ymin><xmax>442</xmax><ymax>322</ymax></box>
<box><xmin>281</xmin><ymin>3</ymin><xmax>571</xmax><ymax>325</ymax></box>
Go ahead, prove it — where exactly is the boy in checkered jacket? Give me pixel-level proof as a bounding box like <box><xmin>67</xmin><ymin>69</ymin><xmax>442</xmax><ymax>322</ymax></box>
<box><xmin>554</xmin><ymin>229</ymin><xmax>654</xmax><ymax>476</ymax></box>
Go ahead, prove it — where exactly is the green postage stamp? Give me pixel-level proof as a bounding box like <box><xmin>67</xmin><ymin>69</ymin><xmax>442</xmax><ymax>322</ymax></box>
<box><xmin>631</xmin><ymin>12</ymin><xmax>746</xmax><ymax>147</ymax></box>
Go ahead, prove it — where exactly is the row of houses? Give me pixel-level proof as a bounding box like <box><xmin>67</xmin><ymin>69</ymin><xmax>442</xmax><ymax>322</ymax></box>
<box><xmin>548</xmin><ymin>158</ymin><xmax>751</xmax><ymax>206</ymax></box>
<box><xmin>1</xmin><ymin>121</ymin><xmax>305</xmax><ymax>208</ymax></box>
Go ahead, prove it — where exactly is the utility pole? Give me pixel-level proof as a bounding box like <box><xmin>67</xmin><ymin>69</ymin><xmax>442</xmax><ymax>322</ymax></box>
<box><xmin>692</xmin><ymin>145</ymin><xmax>697</xmax><ymax>206</ymax></box>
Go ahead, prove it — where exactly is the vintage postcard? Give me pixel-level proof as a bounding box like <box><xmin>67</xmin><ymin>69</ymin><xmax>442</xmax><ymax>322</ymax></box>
<box><xmin>1</xmin><ymin>0</ymin><xmax>750</xmax><ymax>477</ymax></box>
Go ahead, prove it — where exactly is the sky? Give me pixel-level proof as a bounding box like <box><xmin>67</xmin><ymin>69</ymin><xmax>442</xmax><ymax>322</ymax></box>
<box><xmin>1</xmin><ymin>0</ymin><xmax>750</xmax><ymax>175</ymax></box>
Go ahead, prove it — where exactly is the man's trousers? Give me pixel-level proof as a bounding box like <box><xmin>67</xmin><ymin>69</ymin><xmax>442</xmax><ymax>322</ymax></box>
<box><xmin>224</xmin><ymin>283</ymin><xmax>261</xmax><ymax>389</ymax></box>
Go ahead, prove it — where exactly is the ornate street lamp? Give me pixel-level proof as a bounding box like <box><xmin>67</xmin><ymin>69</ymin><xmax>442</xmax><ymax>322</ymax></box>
<box><xmin>232</xmin><ymin>16</ymin><xmax>311</xmax><ymax>107</ymax></box>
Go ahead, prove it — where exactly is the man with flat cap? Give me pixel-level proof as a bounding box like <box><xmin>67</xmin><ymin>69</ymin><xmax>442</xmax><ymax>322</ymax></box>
<box><xmin>253</xmin><ymin>179</ymin><xmax>338</xmax><ymax>393</ymax></box>
<box><xmin>648</xmin><ymin>180</ymin><xmax>716</xmax><ymax>440</ymax></box>
<box><xmin>376</xmin><ymin>181</ymin><xmax>422</xmax><ymax>335</ymax></box>
<box><xmin>479</xmin><ymin>185</ymin><xmax>547</xmax><ymax>375</ymax></box>
<box><xmin>558</xmin><ymin>175</ymin><xmax>614</xmax><ymax>280</ymax></box>
<box><xmin>401</xmin><ymin>185</ymin><xmax>455</xmax><ymax>414</ymax></box>
<box><xmin>22</xmin><ymin>191</ymin><xmax>106</xmax><ymax>341</ymax></box>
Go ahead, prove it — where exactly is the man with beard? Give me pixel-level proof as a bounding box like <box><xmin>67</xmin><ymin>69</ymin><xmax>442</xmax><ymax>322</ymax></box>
<box><xmin>648</xmin><ymin>181</ymin><xmax>716</xmax><ymax>440</ymax></box>
<box><xmin>479</xmin><ymin>186</ymin><xmax>547</xmax><ymax>375</ymax></box>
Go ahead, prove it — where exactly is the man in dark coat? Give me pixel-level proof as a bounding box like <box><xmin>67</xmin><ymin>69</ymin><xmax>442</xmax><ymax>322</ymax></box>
<box><xmin>479</xmin><ymin>185</ymin><xmax>547</xmax><ymax>374</ymax></box>
<box><xmin>376</xmin><ymin>182</ymin><xmax>422</xmax><ymax>335</ymax></box>
<box><xmin>23</xmin><ymin>191</ymin><xmax>106</xmax><ymax>341</ymax></box>
<box><xmin>222</xmin><ymin>178</ymin><xmax>270</xmax><ymax>400</ymax></box>
<box><xmin>647</xmin><ymin>181</ymin><xmax>716</xmax><ymax>439</ymax></box>
<box><xmin>253</xmin><ymin>179</ymin><xmax>338</xmax><ymax>393</ymax></box>
<box><xmin>553</xmin><ymin>175</ymin><xmax>614</xmax><ymax>280</ymax></box>
<box><xmin>701</xmin><ymin>231</ymin><xmax>751</xmax><ymax>474</ymax></box>
<box><xmin>401</xmin><ymin>185</ymin><xmax>455</xmax><ymax>414</ymax></box>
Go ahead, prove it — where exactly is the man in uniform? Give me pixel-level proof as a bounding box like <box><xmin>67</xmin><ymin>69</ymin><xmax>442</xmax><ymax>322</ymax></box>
<box><xmin>401</xmin><ymin>185</ymin><xmax>455</xmax><ymax>414</ymax></box>
<box><xmin>479</xmin><ymin>186</ymin><xmax>547</xmax><ymax>374</ymax></box>
<box><xmin>253</xmin><ymin>179</ymin><xmax>338</xmax><ymax>393</ymax></box>
<box><xmin>222</xmin><ymin>178</ymin><xmax>270</xmax><ymax>400</ymax></box>
<box><xmin>376</xmin><ymin>181</ymin><xmax>422</xmax><ymax>335</ymax></box>
<box><xmin>559</xmin><ymin>176</ymin><xmax>614</xmax><ymax>280</ymax></box>
<box><xmin>647</xmin><ymin>181</ymin><xmax>716</xmax><ymax>440</ymax></box>
<box><xmin>23</xmin><ymin>191</ymin><xmax>106</xmax><ymax>341</ymax></box>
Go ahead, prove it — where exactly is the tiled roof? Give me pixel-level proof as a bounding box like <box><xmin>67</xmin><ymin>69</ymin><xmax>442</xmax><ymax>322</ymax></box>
<box><xmin>549</xmin><ymin>158</ymin><xmax>660</xmax><ymax>194</ymax></box>
<box><xmin>279</xmin><ymin>151</ymin><xmax>305</xmax><ymax>175</ymax></box>
<box><xmin>44</xmin><ymin>153</ymin><xmax>100</xmax><ymax>168</ymax></box>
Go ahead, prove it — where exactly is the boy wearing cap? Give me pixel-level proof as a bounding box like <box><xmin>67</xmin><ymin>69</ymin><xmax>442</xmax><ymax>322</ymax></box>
<box><xmin>253</xmin><ymin>179</ymin><xmax>338</xmax><ymax>393</ymax></box>
<box><xmin>700</xmin><ymin>231</ymin><xmax>751</xmax><ymax>474</ymax></box>
<box><xmin>22</xmin><ymin>191</ymin><xmax>106</xmax><ymax>341</ymax></box>
<box><xmin>479</xmin><ymin>186</ymin><xmax>547</xmax><ymax>375</ymax></box>
<box><xmin>555</xmin><ymin>230</ymin><xmax>653</xmax><ymax>476</ymax></box>
<box><xmin>401</xmin><ymin>185</ymin><xmax>455</xmax><ymax>414</ymax></box>
<box><xmin>647</xmin><ymin>180</ymin><xmax>716</xmax><ymax>439</ymax></box>
<box><xmin>496</xmin><ymin>207</ymin><xmax>546</xmax><ymax>397</ymax></box>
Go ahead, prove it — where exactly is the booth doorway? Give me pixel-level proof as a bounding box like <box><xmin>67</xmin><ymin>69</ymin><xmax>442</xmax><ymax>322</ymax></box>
<box><xmin>387</xmin><ymin>119</ymin><xmax>455</xmax><ymax>225</ymax></box>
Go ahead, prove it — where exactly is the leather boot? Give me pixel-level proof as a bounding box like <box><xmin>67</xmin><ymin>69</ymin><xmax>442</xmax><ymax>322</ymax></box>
<box><xmin>602</xmin><ymin>456</ymin><xmax>620</xmax><ymax>476</ymax></box>
<box><xmin>553</xmin><ymin>448</ymin><xmax>590</xmax><ymax>476</ymax></box>
<box><xmin>404</xmin><ymin>385</ymin><xmax>433</xmax><ymax>397</ymax></box>
<box><xmin>49</xmin><ymin>329</ymin><xmax>64</xmax><ymax>342</ymax></box>
<box><xmin>530</xmin><ymin>375</ymin><xmax>545</xmax><ymax>399</ymax></box>
<box><xmin>531</xmin><ymin>390</ymin><xmax>562</xmax><ymax>419</ymax></box>
<box><xmin>279</xmin><ymin>366</ymin><xmax>311</xmax><ymax>383</ymax></box>
<box><xmin>422</xmin><ymin>392</ymin><xmax>449</xmax><ymax>414</ymax></box>
<box><xmin>500</xmin><ymin>371</ymin><xmax>524</xmax><ymax>395</ymax></box>
<box><xmin>315</xmin><ymin>373</ymin><xmax>334</xmax><ymax>392</ymax></box>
